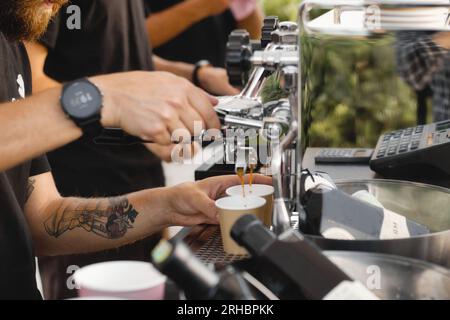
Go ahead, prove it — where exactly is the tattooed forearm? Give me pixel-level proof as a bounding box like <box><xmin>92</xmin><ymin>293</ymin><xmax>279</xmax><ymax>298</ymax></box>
<box><xmin>44</xmin><ymin>197</ymin><xmax>139</xmax><ymax>239</ymax></box>
<box><xmin>25</xmin><ymin>178</ymin><xmax>36</xmax><ymax>203</ymax></box>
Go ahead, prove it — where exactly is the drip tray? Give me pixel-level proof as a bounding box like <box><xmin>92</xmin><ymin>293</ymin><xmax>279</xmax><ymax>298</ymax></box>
<box><xmin>195</xmin><ymin>215</ymin><xmax>300</xmax><ymax>265</ymax></box>
<box><xmin>195</xmin><ymin>229</ymin><xmax>247</xmax><ymax>265</ymax></box>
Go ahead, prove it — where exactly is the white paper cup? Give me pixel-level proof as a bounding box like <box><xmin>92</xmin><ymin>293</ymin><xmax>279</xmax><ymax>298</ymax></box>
<box><xmin>216</xmin><ymin>195</ymin><xmax>266</xmax><ymax>255</ymax></box>
<box><xmin>74</xmin><ymin>261</ymin><xmax>166</xmax><ymax>300</ymax></box>
<box><xmin>226</xmin><ymin>184</ymin><xmax>274</xmax><ymax>227</ymax></box>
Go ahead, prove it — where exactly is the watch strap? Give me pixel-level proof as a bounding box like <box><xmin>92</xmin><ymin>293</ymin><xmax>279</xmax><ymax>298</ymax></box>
<box><xmin>192</xmin><ymin>60</ymin><xmax>211</xmax><ymax>87</ymax></box>
<box><xmin>77</xmin><ymin>114</ymin><xmax>104</xmax><ymax>138</ymax></box>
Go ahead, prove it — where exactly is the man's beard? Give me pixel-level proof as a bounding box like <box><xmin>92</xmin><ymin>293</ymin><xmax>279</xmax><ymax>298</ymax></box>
<box><xmin>0</xmin><ymin>0</ymin><xmax>68</xmax><ymax>41</ymax></box>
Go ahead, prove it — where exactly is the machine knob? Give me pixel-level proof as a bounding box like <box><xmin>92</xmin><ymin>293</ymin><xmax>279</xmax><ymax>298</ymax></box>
<box><xmin>226</xmin><ymin>29</ymin><xmax>253</xmax><ymax>87</ymax></box>
<box><xmin>271</xmin><ymin>21</ymin><xmax>298</xmax><ymax>45</ymax></box>
<box><xmin>261</xmin><ymin>16</ymin><xmax>279</xmax><ymax>49</ymax></box>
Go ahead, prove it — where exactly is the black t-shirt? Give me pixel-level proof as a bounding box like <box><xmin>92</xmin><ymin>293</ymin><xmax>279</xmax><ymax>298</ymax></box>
<box><xmin>40</xmin><ymin>0</ymin><xmax>165</xmax><ymax>198</ymax></box>
<box><xmin>0</xmin><ymin>32</ymin><xmax>51</xmax><ymax>300</ymax></box>
<box><xmin>144</xmin><ymin>0</ymin><xmax>237</xmax><ymax>67</ymax></box>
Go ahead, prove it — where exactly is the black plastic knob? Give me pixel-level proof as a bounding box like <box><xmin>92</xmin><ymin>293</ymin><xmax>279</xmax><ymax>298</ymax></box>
<box><xmin>226</xmin><ymin>29</ymin><xmax>253</xmax><ymax>87</ymax></box>
<box><xmin>261</xmin><ymin>16</ymin><xmax>279</xmax><ymax>49</ymax></box>
<box><xmin>230</xmin><ymin>215</ymin><xmax>276</xmax><ymax>257</ymax></box>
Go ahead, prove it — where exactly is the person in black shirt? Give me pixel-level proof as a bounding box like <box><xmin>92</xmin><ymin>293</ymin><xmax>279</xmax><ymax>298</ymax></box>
<box><xmin>26</xmin><ymin>1</ymin><xmax>165</xmax><ymax>300</ymax></box>
<box><xmin>0</xmin><ymin>31</ymin><xmax>52</xmax><ymax>300</ymax></box>
<box><xmin>23</xmin><ymin>0</ymin><xmax>238</xmax><ymax>300</ymax></box>
<box><xmin>145</xmin><ymin>0</ymin><xmax>263</xmax><ymax>67</ymax></box>
<box><xmin>0</xmin><ymin>0</ymin><xmax>271</xmax><ymax>300</ymax></box>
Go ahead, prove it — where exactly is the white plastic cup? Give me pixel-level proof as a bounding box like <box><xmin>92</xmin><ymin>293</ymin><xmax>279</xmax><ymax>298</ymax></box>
<box><xmin>74</xmin><ymin>261</ymin><xmax>166</xmax><ymax>300</ymax></box>
<box><xmin>226</xmin><ymin>184</ymin><xmax>274</xmax><ymax>227</ymax></box>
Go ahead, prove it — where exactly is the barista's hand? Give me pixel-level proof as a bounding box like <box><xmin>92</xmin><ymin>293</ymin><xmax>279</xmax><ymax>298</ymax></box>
<box><xmin>197</xmin><ymin>66</ymin><xmax>240</xmax><ymax>96</ymax></box>
<box><xmin>93</xmin><ymin>71</ymin><xmax>221</xmax><ymax>145</ymax></box>
<box><xmin>163</xmin><ymin>174</ymin><xmax>273</xmax><ymax>226</ymax></box>
<box><xmin>192</xmin><ymin>0</ymin><xmax>230</xmax><ymax>18</ymax></box>
<box><xmin>433</xmin><ymin>32</ymin><xmax>450</xmax><ymax>50</ymax></box>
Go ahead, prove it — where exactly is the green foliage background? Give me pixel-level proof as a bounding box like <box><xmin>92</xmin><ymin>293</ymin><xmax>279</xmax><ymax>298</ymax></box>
<box><xmin>262</xmin><ymin>0</ymin><xmax>418</xmax><ymax>148</ymax></box>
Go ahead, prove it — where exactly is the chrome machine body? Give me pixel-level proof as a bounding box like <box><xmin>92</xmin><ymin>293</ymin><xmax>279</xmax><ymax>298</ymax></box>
<box><xmin>196</xmin><ymin>18</ymin><xmax>300</xmax><ymax>217</ymax></box>
<box><xmin>207</xmin><ymin>1</ymin><xmax>450</xmax><ymax>268</ymax></box>
<box><xmin>297</xmin><ymin>0</ymin><xmax>450</xmax><ymax>267</ymax></box>
<box><xmin>196</xmin><ymin>0</ymin><xmax>450</xmax><ymax>267</ymax></box>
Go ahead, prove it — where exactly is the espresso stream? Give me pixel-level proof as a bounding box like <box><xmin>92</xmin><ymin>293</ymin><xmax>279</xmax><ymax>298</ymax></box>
<box><xmin>237</xmin><ymin>165</ymin><xmax>256</xmax><ymax>198</ymax></box>
<box><xmin>237</xmin><ymin>167</ymin><xmax>246</xmax><ymax>197</ymax></box>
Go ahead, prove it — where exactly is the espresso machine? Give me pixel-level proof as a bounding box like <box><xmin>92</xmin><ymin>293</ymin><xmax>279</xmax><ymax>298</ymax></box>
<box><xmin>194</xmin><ymin>0</ymin><xmax>450</xmax><ymax>269</ymax></box>
<box><xmin>150</xmin><ymin>1</ymin><xmax>450</xmax><ymax>300</ymax></box>
<box><xmin>194</xmin><ymin>18</ymin><xmax>301</xmax><ymax>235</ymax></box>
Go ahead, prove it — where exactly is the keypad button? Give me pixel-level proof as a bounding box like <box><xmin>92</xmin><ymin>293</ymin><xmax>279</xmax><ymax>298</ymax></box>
<box><xmin>401</xmin><ymin>137</ymin><xmax>411</xmax><ymax>143</ymax></box>
<box><xmin>399</xmin><ymin>144</ymin><xmax>409</xmax><ymax>153</ymax></box>
<box><xmin>404</xmin><ymin>128</ymin><xmax>414</xmax><ymax>136</ymax></box>
<box><xmin>411</xmin><ymin>141</ymin><xmax>420</xmax><ymax>150</ymax></box>
<box><xmin>388</xmin><ymin>147</ymin><xmax>397</xmax><ymax>155</ymax></box>
<box><xmin>393</xmin><ymin>132</ymin><xmax>403</xmax><ymax>139</ymax></box>
<box><xmin>412</xmin><ymin>134</ymin><xmax>422</xmax><ymax>140</ymax></box>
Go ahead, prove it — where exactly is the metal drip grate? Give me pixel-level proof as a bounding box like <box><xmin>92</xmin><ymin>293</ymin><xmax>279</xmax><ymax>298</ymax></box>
<box><xmin>194</xmin><ymin>214</ymin><xmax>300</xmax><ymax>265</ymax></box>
<box><xmin>195</xmin><ymin>229</ymin><xmax>249</xmax><ymax>264</ymax></box>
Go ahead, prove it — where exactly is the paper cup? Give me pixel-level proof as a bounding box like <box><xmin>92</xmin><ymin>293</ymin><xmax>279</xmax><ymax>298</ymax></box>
<box><xmin>74</xmin><ymin>261</ymin><xmax>166</xmax><ymax>300</ymax></box>
<box><xmin>226</xmin><ymin>184</ymin><xmax>274</xmax><ymax>227</ymax></box>
<box><xmin>216</xmin><ymin>195</ymin><xmax>266</xmax><ymax>255</ymax></box>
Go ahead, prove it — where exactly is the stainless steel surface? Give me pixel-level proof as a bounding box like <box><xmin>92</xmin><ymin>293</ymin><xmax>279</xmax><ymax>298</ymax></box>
<box><xmin>215</xmin><ymin>96</ymin><xmax>261</xmax><ymax>115</ymax></box>
<box><xmin>300</xmin><ymin>0</ymin><xmax>450</xmax><ymax>37</ymax></box>
<box><xmin>240</xmin><ymin>67</ymin><xmax>268</xmax><ymax>99</ymax></box>
<box><xmin>336</xmin><ymin>179</ymin><xmax>450</xmax><ymax>232</ymax></box>
<box><xmin>240</xmin><ymin>42</ymin><xmax>289</xmax><ymax>99</ymax></box>
<box><xmin>251</xmin><ymin>51</ymin><xmax>299</xmax><ymax>70</ymax></box>
<box><xmin>272</xmin><ymin>22</ymin><xmax>299</xmax><ymax>45</ymax></box>
<box><xmin>295</xmin><ymin>1</ymin><xmax>450</xmax><ymax>267</ymax></box>
<box><xmin>306</xmin><ymin>179</ymin><xmax>450</xmax><ymax>267</ymax></box>
<box><xmin>215</xmin><ymin>24</ymin><xmax>300</xmax><ymax>185</ymax></box>
<box><xmin>326</xmin><ymin>251</ymin><xmax>450</xmax><ymax>300</ymax></box>
<box><xmin>223</xmin><ymin>115</ymin><xmax>263</xmax><ymax>129</ymax></box>
<box><xmin>219</xmin><ymin>19</ymin><xmax>301</xmax><ymax>235</ymax></box>
<box><xmin>271</xmin><ymin>62</ymin><xmax>299</xmax><ymax>235</ymax></box>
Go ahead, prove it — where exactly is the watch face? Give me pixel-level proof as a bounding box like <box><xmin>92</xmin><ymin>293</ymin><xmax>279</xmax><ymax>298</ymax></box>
<box><xmin>198</xmin><ymin>60</ymin><xmax>212</xmax><ymax>67</ymax></box>
<box><xmin>62</xmin><ymin>80</ymin><xmax>102</xmax><ymax>119</ymax></box>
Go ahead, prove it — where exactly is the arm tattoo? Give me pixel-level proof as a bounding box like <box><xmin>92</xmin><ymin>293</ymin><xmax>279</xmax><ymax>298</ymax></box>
<box><xmin>25</xmin><ymin>178</ymin><xmax>36</xmax><ymax>203</ymax></box>
<box><xmin>44</xmin><ymin>197</ymin><xmax>139</xmax><ymax>239</ymax></box>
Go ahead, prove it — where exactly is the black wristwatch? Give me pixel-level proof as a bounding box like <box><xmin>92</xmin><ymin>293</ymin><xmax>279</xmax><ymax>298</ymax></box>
<box><xmin>61</xmin><ymin>78</ymin><xmax>104</xmax><ymax>137</ymax></box>
<box><xmin>192</xmin><ymin>60</ymin><xmax>212</xmax><ymax>87</ymax></box>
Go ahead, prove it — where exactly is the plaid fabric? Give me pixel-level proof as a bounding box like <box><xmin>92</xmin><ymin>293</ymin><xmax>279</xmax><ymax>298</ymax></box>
<box><xmin>396</xmin><ymin>32</ymin><xmax>450</xmax><ymax>121</ymax></box>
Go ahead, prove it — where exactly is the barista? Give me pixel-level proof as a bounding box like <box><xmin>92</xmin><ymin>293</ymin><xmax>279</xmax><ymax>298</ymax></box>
<box><xmin>23</xmin><ymin>0</ymin><xmax>239</xmax><ymax>300</ymax></box>
<box><xmin>0</xmin><ymin>0</ymin><xmax>274</xmax><ymax>300</ymax></box>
